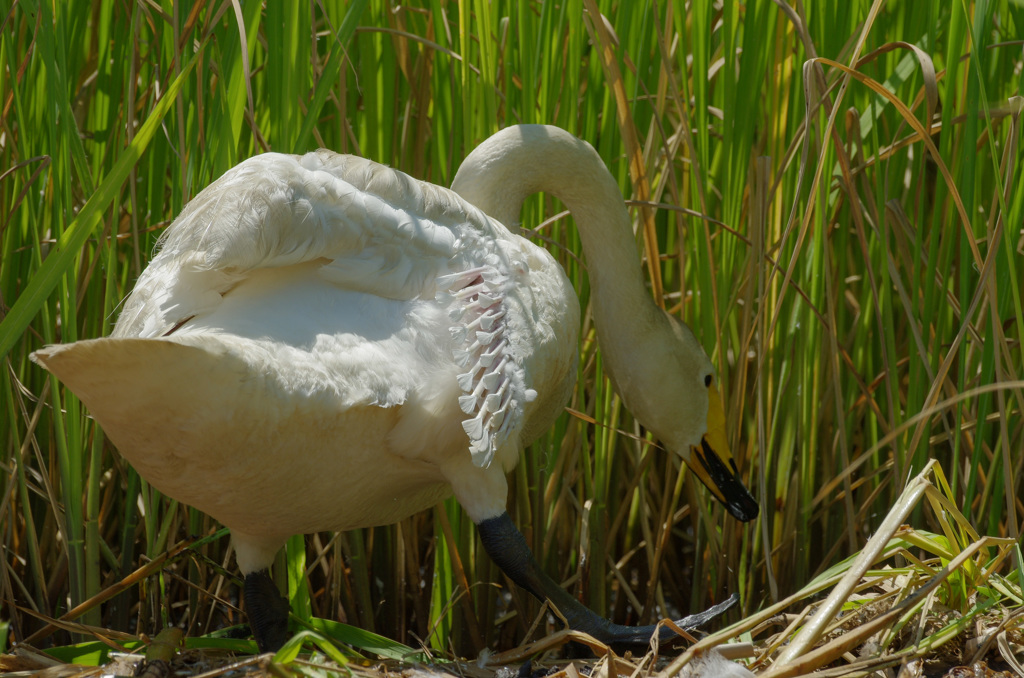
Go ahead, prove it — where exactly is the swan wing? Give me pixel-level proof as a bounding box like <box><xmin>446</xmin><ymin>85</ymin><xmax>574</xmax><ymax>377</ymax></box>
<box><xmin>105</xmin><ymin>149</ymin><xmax>574</xmax><ymax>471</ymax></box>
<box><xmin>113</xmin><ymin>150</ymin><xmax>507</xmax><ymax>339</ymax></box>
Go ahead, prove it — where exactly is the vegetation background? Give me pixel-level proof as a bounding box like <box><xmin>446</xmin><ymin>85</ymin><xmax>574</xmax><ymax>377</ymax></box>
<box><xmin>1</xmin><ymin>0</ymin><xmax>1022</xmax><ymax>663</ymax></box>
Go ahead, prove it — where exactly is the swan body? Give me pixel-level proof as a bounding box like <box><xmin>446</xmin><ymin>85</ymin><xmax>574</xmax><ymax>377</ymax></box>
<box><xmin>36</xmin><ymin>148</ymin><xmax>576</xmax><ymax>569</ymax></box>
<box><xmin>32</xmin><ymin>125</ymin><xmax>756</xmax><ymax>650</ymax></box>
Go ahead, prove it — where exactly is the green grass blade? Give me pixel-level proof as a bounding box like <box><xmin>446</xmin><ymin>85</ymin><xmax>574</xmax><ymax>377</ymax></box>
<box><xmin>0</xmin><ymin>47</ymin><xmax>202</xmax><ymax>359</ymax></box>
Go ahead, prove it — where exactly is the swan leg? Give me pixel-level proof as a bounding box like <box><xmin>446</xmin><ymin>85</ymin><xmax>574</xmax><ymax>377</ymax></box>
<box><xmin>244</xmin><ymin>569</ymin><xmax>290</xmax><ymax>652</ymax></box>
<box><xmin>477</xmin><ymin>512</ymin><xmax>735</xmax><ymax>651</ymax></box>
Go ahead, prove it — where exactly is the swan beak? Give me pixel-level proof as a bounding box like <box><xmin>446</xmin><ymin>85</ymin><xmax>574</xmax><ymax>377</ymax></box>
<box><xmin>688</xmin><ymin>383</ymin><xmax>760</xmax><ymax>522</ymax></box>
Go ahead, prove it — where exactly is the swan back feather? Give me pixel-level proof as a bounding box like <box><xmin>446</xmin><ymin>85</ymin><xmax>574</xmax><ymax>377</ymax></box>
<box><xmin>109</xmin><ymin>149</ymin><xmax>575</xmax><ymax>472</ymax></box>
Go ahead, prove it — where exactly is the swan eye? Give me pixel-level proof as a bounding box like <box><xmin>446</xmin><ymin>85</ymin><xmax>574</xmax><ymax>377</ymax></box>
<box><xmin>704</xmin><ymin>374</ymin><xmax>713</xmax><ymax>388</ymax></box>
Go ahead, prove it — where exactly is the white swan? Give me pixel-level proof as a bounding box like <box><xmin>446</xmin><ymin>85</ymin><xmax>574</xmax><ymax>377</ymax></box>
<box><xmin>31</xmin><ymin>125</ymin><xmax>757</xmax><ymax>652</ymax></box>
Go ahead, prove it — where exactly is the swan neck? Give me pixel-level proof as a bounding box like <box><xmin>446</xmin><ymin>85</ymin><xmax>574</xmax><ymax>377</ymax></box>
<box><xmin>453</xmin><ymin>127</ymin><xmax>655</xmax><ymax>327</ymax></box>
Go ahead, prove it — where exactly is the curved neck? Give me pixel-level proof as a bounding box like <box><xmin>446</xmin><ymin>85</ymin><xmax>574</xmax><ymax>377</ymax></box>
<box><xmin>452</xmin><ymin>126</ymin><xmax>658</xmax><ymax>339</ymax></box>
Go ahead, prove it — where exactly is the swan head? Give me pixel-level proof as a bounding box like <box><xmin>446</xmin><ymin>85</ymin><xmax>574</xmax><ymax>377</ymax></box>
<box><xmin>612</xmin><ymin>312</ymin><xmax>759</xmax><ymax>523</ymax></box>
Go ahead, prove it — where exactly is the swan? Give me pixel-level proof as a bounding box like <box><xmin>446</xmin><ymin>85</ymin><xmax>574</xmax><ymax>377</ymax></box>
<box><xmin>31</xmin><ymin>125</ymin><xmax>758</xmax><ymax>653</ymax></box>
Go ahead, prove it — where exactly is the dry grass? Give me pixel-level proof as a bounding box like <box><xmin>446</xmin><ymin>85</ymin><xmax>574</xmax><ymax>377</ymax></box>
<box><xmin>1</xmin><ymin>0</ymin><xmax>1022</xmax><ymax>674</ymax></box>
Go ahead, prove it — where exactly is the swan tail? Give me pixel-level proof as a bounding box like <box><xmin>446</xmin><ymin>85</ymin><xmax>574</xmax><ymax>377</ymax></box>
<box><xmin>30</xmin><ymin>338</ymin><xmax>246</xmax><ymax>446</ymax></box>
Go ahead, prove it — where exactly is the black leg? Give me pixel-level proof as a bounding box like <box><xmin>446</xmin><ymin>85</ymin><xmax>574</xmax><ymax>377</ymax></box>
<box><xmin>477</xmin><ymin>512</ymin><xmax>735</xmax><ymax>650</ymax></box>
<box><xmin>245</xmin><ymin>569</ymin><xmax>290</xmax><ymax>652</ymax></box>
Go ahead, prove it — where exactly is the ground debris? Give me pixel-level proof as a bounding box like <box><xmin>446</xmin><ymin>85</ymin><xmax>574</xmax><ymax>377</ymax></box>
<box><xmin>941</xmin><ymin>660</ymin><xmax>1017</xmax><ymax>677</ymax></box>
